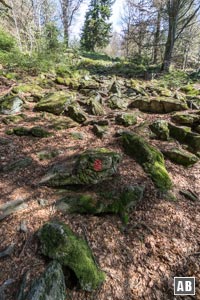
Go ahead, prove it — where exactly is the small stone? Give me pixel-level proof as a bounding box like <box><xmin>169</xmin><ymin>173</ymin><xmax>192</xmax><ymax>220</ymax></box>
<box><xmin>115</xmin><ymin>113</ymin><xmax>137</xmax><ymax>127</ymax></box>
<box><xmin>93</xmin><ymin>124</ymin><xmax>108</xmax><ymax>138</ymax></box>
<box><xmin>70</xmin><ymin>131</ymin><xmax>84</xmax><ymax>140</ymax></box>
<box><xmin>37</xmin><ymin>199</ymin><xmax>49</xmax><ymax>206</ymax></box>
<box><xmin>149</xmin><ymin>120</ymin><xmax>169</xmax><ymax>140</ymax></box>
<box><xmin>18</xmin><ymin>220</ymin><xmax>28</xmax><ymax>233</ymax></box>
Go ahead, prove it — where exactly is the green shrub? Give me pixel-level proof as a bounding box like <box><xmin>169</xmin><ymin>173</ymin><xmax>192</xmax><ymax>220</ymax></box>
<box><xmin>0</xmin><ymin>29</ymin><xmax>15</xmax><ymax>52</ymax></box>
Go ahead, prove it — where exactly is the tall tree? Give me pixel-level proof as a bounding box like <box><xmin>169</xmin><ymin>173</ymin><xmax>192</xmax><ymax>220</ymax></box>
<box><xmin>161</xmin><ymin>0</ymin><xmax>200</xmax><ymax>72</ymax></box>
<box><xmin>80</xmin><ymin>0</ymin><xmax>113</xmax><ymax>52</ymax></box>
<box><xmin>60</xmin><ymin>0</ymin><xmax>84</xmax><ymax>47</ymax></box>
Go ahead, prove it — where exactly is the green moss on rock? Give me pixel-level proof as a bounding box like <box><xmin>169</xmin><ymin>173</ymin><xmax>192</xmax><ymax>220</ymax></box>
<box><xmin>130</xmin><ymin>97</ymin><xmax>188</xmax><ymax>113</ymax></box>
<box><xmin>66</xmin><ymin>104</ymin><xmax>87</xmax><ymax>123</ymax></box>
<box><xmin>0</xmin><ymin>96</ymin><xmax>23</xmax><ymax>115</ymax></box>
<box><xmin>56</xmin><ymin>185</ymin><xmax>144</xmax><ymax>224</ymax></box>
<box><xmin>168</xmin><ymin>123</ymin><xmax>200</xmax><ymax>153</ymax></box>
<box><xmin>13</xmin><ymin>84</ymin><xmax>44</xmax><ymax>101</ymax></box>
<box><xmin>49</xmin><ymin>116</ymin><xmax>78</xmax><ymax>130</ymax></box>
<box><xmin>93</xmin><ymin>124</ymin><xmax>108</xmax><ymax>138</ymax></box>
<box><xmin>38</xmin><ymin>222</ymin><xmax>106</xmax><ymax>291</ymax></box>
<box><xmin>108</xmin><ymin>95</ymin><xmax>129</xmax><ymax>110</ymax></box>
<box><xmin>87</xmin><ymin>96</ymin><xmax>105</xmax><ymax>116</ymax></box>
<box><xmin>2</xmin><ymin>114</ymin><xmax>25</xmax><ymax>124</ymax></box>
<box><xmin>163</xmin><ymin>148</ymin><xmax>198</xmax><ymax>166</ymax></box>
<box><xmin>171</xmin><ymin>113</ymin><xmax>200</xmax><ymax>125</ymax></box>
<box><xmin>40</xmin><ymin>148</ymin><xmax>122</xmax><ymax>186</ymax></box>
<box><xmin>149</xmin><ymin>120</ymin><xmax>169</xmax><ymax>140</ymax></box>
<box><xmin>35</xmin><ymin>91</ymin><xmax>75</xmax><ymax>115</ymax></box>
<box><xmin>115</xmin><ymin>113</ymin><xmax>137</xmax><ymax>127</ymax></box>
<box><xmin>8</xmin><ymin>126</ymin><xmax>52</xmax><ymax>138</ymax></box>
<box><xmin>31</xmin><ymin>126</ymin><xmax>52</xmax><ymax>137</ymax></box>
<box><xmin>122</xmin><ymin>132</ymin><xmax>172</xmax><ymax>191</ymax></box>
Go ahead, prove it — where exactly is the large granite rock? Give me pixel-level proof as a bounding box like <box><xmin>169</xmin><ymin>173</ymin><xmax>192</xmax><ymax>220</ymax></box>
<box><xmin>17</xmin><ymin>261</ymin><xmax>66</xmax><ymax>300</ymax></box>
<box><xmin>40</xmin><ymin>148</ymin><xmax>122</xmax><ymax>187</ymax></box>
<box><xmin>121</xmin><ymin>131</ymin><xmax>172</xmax><ymax>191</ymax></box>
<box><xmin>129</xmin><ymin>97</ymin><xmax>188</xmax><ymax>113</ymax></box>
<box><xmin>38</xmin><ymin>222</ymin><xmax>105</xmax><ymax>291</ymax></box>
<box><xmin>35</xmin><ymin>91</ymin><xmax>75</xmax><ymax>115</ymax></box>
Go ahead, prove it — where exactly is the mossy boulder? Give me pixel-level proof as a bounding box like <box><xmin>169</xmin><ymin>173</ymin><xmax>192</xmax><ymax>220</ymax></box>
<box><xmin>49</xmin><ymin>116</ymin><xmax>78</xmax><ymax>130</ymax></box>
<box><xmin>171</xmin><ymin>112</ymin><xmax>200</xmax><ymax>125</ymax></box>
<box><xmin>163</xmin><ymin>148</ymin><xmax>198</xmax><ymax>166</ymax></box>
<box><xmin>38</xmin><ymin>222</ymin><xmax>105</xmax><ymax>291</ymax></box>
<box><xmin>130</xmin><ymin>97</ymin><xmax>188</xmax><ymax>113</ymax></box>
<box><xmin>130</xmin><ymin>79</ymin><xmax>146</xmax><ymax>95</ymax></box>
<box><xmin>168</xmin><ymin>123</ymin><xmax>200</xmax><ymax>154</ymax></box>
<box><xmin>2</xmin><ymin>114</ymin><xmax>25</xmax><ymax>124</ymax></box>
<box><xmin>66</xmin><ymin>104</ymin><xmax>87</xmax><ymax>123</ymax></box>
<box><xmin>108</xmin><ymin>95</ymin><xmax>128</xmax><ymax>110</ymax></box>
<box><xmin>31</xmin><ymin>126</ymin><xmax>52</xmax><ymax>137</ymax></box>
<box><xmin>8</xmin><ymin>127</ymin><xmax>31</xmax><ymax>136</ymax></box>
<box><xmin>56</xmin><ymin>185</ymin><xmax>144</xmax><ymax>223</ymax></box>
<box><xmin>56</xmin><ymin>77</ymin><xmax>80</xmax><ymax>90</ymax></box>
<box><xmin>13</xmin><ymin>84</ymin><xmax>44</xmax><ymax>100</ymax></box>
<box><xmin>8</xmin><ymin>126</ymin><xmax>52</xmax><ymax>138</ymax></box>
<box><xmin>18</xmin><ymin>261</ymin><xmax>66</xmax><ymax>300</ymax></box>
<box><xmin>35</xmin><ymin>91</ymin><xmax>75</xmax><ymax>115</ymax></box>
<box><xmin>1</xmin><ymin>157</ymin><xmax>33</xmax><ymax>172</ymax></box>
<box><xmin>79</xmin><ymin>79</ymin><xmax>99</xmax><ymax>90</ymax></box>
<box><xmin>93</xmin><ymin>124</ymin><xmax>108</xmax><ymax>138</ymax></box>
<box><xmin>149</xmin><ymin>120</ymin><xmax>169</xmax><ymax>140</ymax></box>
<box><xmin>0</xmin><ymin>96</ymin><xmax>23</xmax><ymax>115</ymax></box>
<box><xmin>40</xmin><ymin>148</ymin><xmax>122</xmax><ymax>187</ymax></box>
<box><xmin>87</xmin><ymin>96</ymin><xmax>105</xmax><ymax>116</ymax></box>
<box><xmin>122</xmin><ymin>131</ymin><xmax>172</xmax><ymax>191</ymax></box>
<box><xmin>115</xmin><ymin>113</ymin><xmax>137</xmax><ymax>127</ymax></box>
<box><xmin>168</xmin><ymin>123</ymin><xmax>191</xmax><ymax>143</ymax></box>
<box><xmin>109</xmin><ymin>80</ymin><xmax>121</xmax><ymax>97</ymax></box>
<box><xmin>181</xmin><ymin>84</ymin><xmax>200</xmax><ymax>96</ymax></box>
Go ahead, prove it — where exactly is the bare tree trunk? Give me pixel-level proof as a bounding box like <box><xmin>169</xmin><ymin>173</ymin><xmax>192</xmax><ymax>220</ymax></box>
<box><xmin>61</xmin><ymin>0</ymin><xmax>69</xmax><ymax>48</ymax></box>
<box><xmin>153</xmin><ymin>10</ymin><xmax>161</xmax><ymax>64</ymax></box>
<box><xmin>10</xmin><ymin>0</ymin><xmax>23</xmax><ymax>51</ymax></box>
<box><xmin>161</xmin><ymin>17</ymin><xmax>176</xmax><ymax>72</ymax></box>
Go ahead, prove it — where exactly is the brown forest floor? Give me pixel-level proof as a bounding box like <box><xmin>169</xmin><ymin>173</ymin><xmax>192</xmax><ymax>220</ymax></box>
<box><xmin>0</xmin><ymin>81</ymin><xmax>200</xmax><ymax>300</ymax></box>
